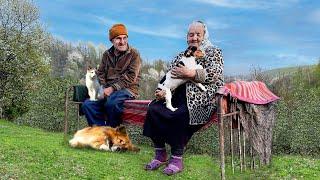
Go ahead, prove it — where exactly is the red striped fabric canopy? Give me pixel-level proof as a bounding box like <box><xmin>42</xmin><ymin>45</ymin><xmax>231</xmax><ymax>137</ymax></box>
<box><xmin>217</xmin><ymin>81</ymin><xmax>280</xmax><ymax>105</ymax></box>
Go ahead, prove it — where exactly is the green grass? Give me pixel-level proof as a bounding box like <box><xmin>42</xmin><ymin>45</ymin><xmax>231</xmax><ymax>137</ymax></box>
<box><xmin>1</xmin><ymin>119</ymin><xmax>320</xmax><ymax>179</ymax></box>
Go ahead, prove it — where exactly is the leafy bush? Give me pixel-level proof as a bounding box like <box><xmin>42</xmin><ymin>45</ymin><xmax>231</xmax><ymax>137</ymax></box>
<box><xmin>14</xmin><ymin>76</ymin><xmax>79</xmax><ymax>132</ymax></box>
<box><xmin>187</xmin><ymin>125</ymin><xmax>220</xmax><ymax>155</ymax></box>
<box><xmin>273</xmin><ymin>66</ymin><xmax>320</xmax><ymax>155</ymax></box>
<box><xmin>0</xmin><ymin>0</ymin><xmax>50</xmax><ymax>119</ymax></box>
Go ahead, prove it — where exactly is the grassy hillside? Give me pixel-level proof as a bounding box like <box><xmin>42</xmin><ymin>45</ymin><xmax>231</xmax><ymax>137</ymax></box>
<box><xmin>264</xmin><ymin>65</ymin><xmax>317</xmax><ymax>77</ymax></box>
<box><xmin>1</xmin><ymin>119</ymin><xmax>319</xmax><ymax>179</ymax></box>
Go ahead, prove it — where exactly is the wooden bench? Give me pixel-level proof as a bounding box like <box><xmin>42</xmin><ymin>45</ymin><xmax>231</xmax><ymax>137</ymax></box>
<box><xmin>63</xmin><ymin>85</ymin><xmax>259</xmax><ymax>180</ymax></box>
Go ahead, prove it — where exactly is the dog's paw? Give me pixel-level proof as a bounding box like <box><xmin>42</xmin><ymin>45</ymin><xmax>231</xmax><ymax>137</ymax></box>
<box><xmin>111</xmin><ymin>146</ymin><xmax>121</xmax><ymax>152</ymax></box>
<box><xmin>99</xmin><ymin>144</ymin><xmax>110</xmax><ymax>151</ymax></box>
<box><xmin>166</xmin><ymin>104</ymin><xmax>178</xmax><ymax>111</ymax></box>
<box><xmin>69</xmin><ymin>139</ymin><xmax>78</xmax><ymax>147</ymax></box>
<box><xmin>169</xmin><ymin>107</ymin><xmax>178</xmax><ymax>112</ymax></box>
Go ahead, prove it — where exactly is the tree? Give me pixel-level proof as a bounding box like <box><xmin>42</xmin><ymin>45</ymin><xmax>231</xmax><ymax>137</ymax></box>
<box><xmin>63</xmin><ymin>50</ymin><xmax>84</xmax><ymax>79</ymax></box>
<box><xmin>249</xmin><ymin>65</ymin><xmax>272</xmax><ymax>83</ymax></box>
<box><xmin>0</xmin><ymin>0</ymin><xmax>50</xmax><ymax>119</ymax></box>
<box><xmin>315</xmin><ymin>59</ymin><xmax>320</xmax><ymax>87</ymax></box>
<box><xmin>45</xmin><ymin>37</ymin><xmax>71</xmax><ymax>77</ymax></box>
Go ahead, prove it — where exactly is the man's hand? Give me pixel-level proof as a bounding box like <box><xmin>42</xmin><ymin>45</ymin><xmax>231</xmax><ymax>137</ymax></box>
<box><xmin>104</xmin><ymin>87</ymin><xmax>114</xmax><ymax>97</ymax></box>
<box><xmin>171</xmin><ymin>64</ymin><xmax>196</xmax><ymax>79</ymax></box>
<box><xmin>155</xmin><ymin>89</ymin><xmax>166</xmax><ymax>100</ymax></box>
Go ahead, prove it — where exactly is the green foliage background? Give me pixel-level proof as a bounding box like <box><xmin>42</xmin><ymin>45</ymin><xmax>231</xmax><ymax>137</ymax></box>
<box><xmin>273</xmin><ymin>66</ymin><xmax>320</xmax><ymax>155</ymax></box>
<box><xmin>14</xmin><ymin>76</ymin><xmax>78</xmax><ymax>132</ymax></box>
<box><xmin>1</xmin><ymin>0</ymin><xmax>319</xmax><ymax>156</ymax></box>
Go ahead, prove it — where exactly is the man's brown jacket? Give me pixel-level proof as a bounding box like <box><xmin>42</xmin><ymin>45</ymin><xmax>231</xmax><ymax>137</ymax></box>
<box><xmin>97</xmin><ymin>45</ymin><xmax>142</xmax><ymax>97</ymax></box>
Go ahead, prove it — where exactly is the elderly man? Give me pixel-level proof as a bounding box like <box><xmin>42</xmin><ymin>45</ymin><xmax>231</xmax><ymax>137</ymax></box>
<box><xmin>81</xmin><ymin>24</ymin><xmax>142</xmax><ymax>127</ymax></box>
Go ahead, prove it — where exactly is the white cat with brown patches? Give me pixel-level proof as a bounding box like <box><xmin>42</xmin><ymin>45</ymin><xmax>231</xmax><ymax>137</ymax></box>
<box><xmin>86</xmin><ymin>66</ymin><xmax>104</xmax><ymax>101</ymax></box>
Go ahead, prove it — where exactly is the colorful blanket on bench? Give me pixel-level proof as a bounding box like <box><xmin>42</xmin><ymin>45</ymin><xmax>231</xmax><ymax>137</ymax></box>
<box><xmin>122</xmin><ymin>100</ymin><xmax>151</xmax><ymax>126</ymax></box>
<box><xmin>121</xmin><ymin>81</ymin><xmax>279</xmax><ymax>126</ymax></box>
<box><xmin>122</xmin><ymin>99</ymin><xmax>218</xmax><ymax>127</ymax></box>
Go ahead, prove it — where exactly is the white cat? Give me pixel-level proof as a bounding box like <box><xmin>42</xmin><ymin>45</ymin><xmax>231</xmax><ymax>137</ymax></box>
<box><xmin>85</xmin><ymin>67</ymin><xmax>104</xmax><ymax>101</ymax></box>
<box><xmin>157</xmin><ymin>46</ymin><xmax>207</xmax><ymax>111</ymax></box>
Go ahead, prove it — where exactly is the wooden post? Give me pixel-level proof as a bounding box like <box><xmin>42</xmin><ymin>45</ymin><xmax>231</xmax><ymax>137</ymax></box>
<box><xmin>250</xmin><ymin>145</ymin><xmax>254</xmax><ymax>169</ymax></box>
<box><xmin>229</xmin><ymin>99</ymin><xmax>235</xmax><ymax>174</ymax></box>
<box><xmin>230</xmin><ymin>116</ymin><xmax>234</xmax><ymax>174</ymax></box>
<box><xmin>77</xmin><ymin>104</ymin><xmax>80</xmax><ymax>130</ymax></box>
<box><xmin>238</xmin><ymin>115</ymin><xmax>243</xmax><ymax>172</ymax></box>
<box><xmin>64</xmin><ymin>86</ymin><xmax>72</xmax><ymax>141</ymax></box>
<box><xmin>218</xmin><ymin>95</ymin><xmax>225</xmax><ymax>180</ymax></box>
<box><xmin>243</xmin><ymin>125</ymin><xmax>246</xmax><ymax>171</ymax></box>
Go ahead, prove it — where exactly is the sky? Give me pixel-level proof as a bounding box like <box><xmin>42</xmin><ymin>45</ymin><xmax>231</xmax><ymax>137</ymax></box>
<box><xmin>35</xmin><ymin>0</ymin><xmax>320</xmax><ymax>75</ymax></box>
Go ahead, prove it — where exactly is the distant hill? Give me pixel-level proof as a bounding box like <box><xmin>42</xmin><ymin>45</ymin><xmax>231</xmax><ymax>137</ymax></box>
<box><xmin>225</xmin><ymin>64</ymin><xmax>317</xmax><ymax>83</ymax></box>
<box><xmin>264</xmin><ymin>65</ymin><xmax>317</xmax><ymax>77</ymax></box>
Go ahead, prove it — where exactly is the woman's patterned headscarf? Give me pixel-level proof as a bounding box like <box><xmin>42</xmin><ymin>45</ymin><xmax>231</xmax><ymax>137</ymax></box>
<box><xmin>187</xmin><ymin>21</ymin><xmax>216</xmax><ymax>52</ymax></box>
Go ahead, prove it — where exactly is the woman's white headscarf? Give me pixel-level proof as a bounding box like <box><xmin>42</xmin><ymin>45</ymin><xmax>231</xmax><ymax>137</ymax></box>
<box><xmin>187</xmin><ymin>21</ymin><xmax>216</xmax><ymax>52</ymax></box>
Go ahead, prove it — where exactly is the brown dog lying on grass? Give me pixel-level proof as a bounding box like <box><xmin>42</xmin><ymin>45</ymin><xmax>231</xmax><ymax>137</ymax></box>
<box><xmin>69</xmin><ymin>125</ymin><xmax>140</xmax><ymax>152</ymax></box>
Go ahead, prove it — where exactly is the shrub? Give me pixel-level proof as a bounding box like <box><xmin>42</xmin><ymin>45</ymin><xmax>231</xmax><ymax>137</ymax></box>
<box><xmin>273</xmin><ymin>67</ymin><xmax>320</xmax><ymax>155</ymax></box>
<box><xmin>14</xmin><ymin>76</ymin><xmax>79</xmax><ymax>132</ymax></box>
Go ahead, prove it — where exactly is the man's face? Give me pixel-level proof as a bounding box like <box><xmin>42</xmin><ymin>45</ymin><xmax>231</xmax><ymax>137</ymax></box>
<box><xmin>111</xmin><ymin>35</ymin><xmax>128</xmax><ymax>52</ymax></box>
<box><xmin>187</xmin><ymin>25</ymin><xmax>205</xmax><ymax>48</ymax></box>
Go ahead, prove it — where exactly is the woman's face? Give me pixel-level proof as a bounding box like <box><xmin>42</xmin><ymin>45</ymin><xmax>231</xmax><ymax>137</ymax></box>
<box><xmin>187</xmin><ymin>25</ymin><xmax>205</xmax><ymax>48</ymax></box>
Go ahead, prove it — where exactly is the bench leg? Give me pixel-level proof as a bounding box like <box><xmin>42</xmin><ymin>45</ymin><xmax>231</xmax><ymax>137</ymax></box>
<box><xmin>64</xmin><ymin>87</ymin><xmax>72</xmax><ymax>142</ymax></box>
<box><xmin>77</xmin><ymin>104</ymin><xmax>80</xmax><ymax>130</ymax></box>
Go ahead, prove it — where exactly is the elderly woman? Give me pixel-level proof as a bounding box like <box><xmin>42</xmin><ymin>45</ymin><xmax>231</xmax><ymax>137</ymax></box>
<box><xmin>143</xmin><ymin>21</ymin><xmax>224</xmax><ymax>175</ymax></box>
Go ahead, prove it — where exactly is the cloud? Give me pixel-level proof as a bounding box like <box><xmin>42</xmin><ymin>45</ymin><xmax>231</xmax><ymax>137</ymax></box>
<box><xmin>192</xmin><ymin>0</ymin><xmax>299</xmax><ymax>9</ymax></box>
<box><xmin>308</xmin><ymin>9</ymin><xmax>320</xmax><ymax>24</ymax></box>
<box><xmin>51</xmin><ymin>33</ymin><xmax>69</xmax><ymax>42</ymax></box>
<box><xmin>92</xmin><ymin>15</ymin><xmax>184</xmax><ymax>39</ymax></box>
<box><xmin>205</xmin><ymin>19</ymin><xmax>230</xmax><ymax>30</ymax></box>
<box><xmin>224</xmin><ymin>64</ymin><xmax>251</xmax><ymax>75</ymax></box>
<box><xmin>275</xmin><ymin>53</ymin><xmax>318</xmax><ymax>65</ymax></box>
<box><xmin>138</xmin><ymin>7</ymin><xmax>168</xmax><ymax>15</ymax></box>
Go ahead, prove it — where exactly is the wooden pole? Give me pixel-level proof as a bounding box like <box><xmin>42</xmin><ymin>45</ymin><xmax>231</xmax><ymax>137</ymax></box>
<box><xmin>64</xmin><ymin>86</ymin><xmax>72</xmax><ymax>141</ymax></box>
<box><xmin>243</xmin><ymin>124</ymin><xmax>246</xmax><ymax>171</ymax></box>
<box><xmin>238</xmin><ymin>115</ymin><xmax>243</xmax><ymax>172</ymax></box>
<box><xmin>230</xmin><ymin>116</ymin><xmax>234</xmax><ymax>174</ymax></box>
<box><xmin>77</xmin><ymin>104</ymin><xmax>80</xmax><ymax>130</ymax></box>
<box><xmin>218</xmin><ymin>95</ymin><xmax>225</xmax><ymax>180</ymax></box>
<box><xmin>251</xmin><ymin>145</ymin><xmax>254</xmax><ymax>170</ymax></box>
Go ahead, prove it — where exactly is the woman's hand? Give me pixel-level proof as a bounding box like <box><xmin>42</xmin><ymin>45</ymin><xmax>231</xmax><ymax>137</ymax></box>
<box><xmin>155</xmin><ymin>89</ymin><xmax>166</xmax><ymax>100</ymax></box>
<box><xmin>171</xmin><ymin>64</ymin><xmax>196</xmax><ymax>79</ymax></box>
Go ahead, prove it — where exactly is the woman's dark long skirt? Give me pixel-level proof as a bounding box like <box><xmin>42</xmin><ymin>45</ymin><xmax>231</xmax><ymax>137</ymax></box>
<box><xmin>143</xmin><ymin>84</ymin><xmax>204</xmax><ymax>148</ymax></box>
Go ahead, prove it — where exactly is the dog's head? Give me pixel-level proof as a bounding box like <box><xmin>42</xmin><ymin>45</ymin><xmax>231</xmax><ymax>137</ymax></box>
<box><xmin>184</xmin><ymin>46</ymin><xmax>204</xmax><ymax>58</ymax></box>
<box><xmin>184</xmin><ymin>46</ymin><xmax>197</xmax><ymax>57</ymax></box>
<box><xmin>110</xmin><ymin>125</ymin><xmax>140</xmax><ymax>152</ymax></box>
<box><xmin>86</xmin><ymin>66</ymin><xmax>97</xmax><ymax>79</ymax></box>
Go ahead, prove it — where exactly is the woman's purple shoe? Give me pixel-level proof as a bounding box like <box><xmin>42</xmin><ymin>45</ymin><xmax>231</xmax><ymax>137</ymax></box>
<box><xmin>163</xmin><ymin>155</ymin><xmax>183</xmax><ymax>175</ymax></box>
<box><xmin>145</xmin><ymin>148</ymin><xmax>167</xmax><ymax>170</ymax></box>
